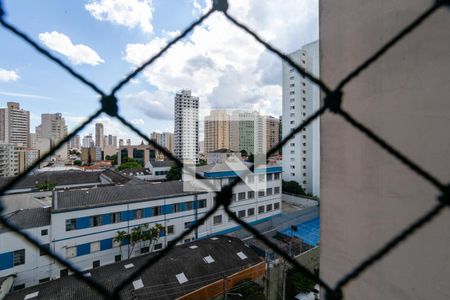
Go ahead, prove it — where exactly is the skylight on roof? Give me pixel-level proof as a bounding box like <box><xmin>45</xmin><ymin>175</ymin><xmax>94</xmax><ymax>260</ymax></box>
<box><xmin>237</xmin><ymin>251</ymin><xmax>248</xmax><ymax>260</ymax></box>
<box><xmin>124</xmin><ymin>263</ymin><xmax>135</xmax><ymax>269</ymax></box>
<box><xmin>83</xmin><ymin>272</ymin><xmax>91</xmax><ymax>277</ymax></box>
<box><xmin>24</xmin><ymin>292</ymin><xmax>39</xmax><ymax>299</ymax></box>
<box><xmin>132</xmin><ymin>278</ymin><xmax>144</xmax><ymax>290</ymax></box>
<box><xmin>210</xmin><ymin>237</ymin><xmax>219</xmax><ymax>240</ymax></box>
<box><xmin>203</xmin><ymin>255</ymin><xmax>215</xmax><ymax>264</ymax></box>
<box><xmin>189</xmin><ymin>245</ymin><xmax>198</xmax><ymax>249</ymax></box>
<box><xmin>176</xmin><ymin>272</ymin><xmax>188</xmax><ymax>284</ymax></box>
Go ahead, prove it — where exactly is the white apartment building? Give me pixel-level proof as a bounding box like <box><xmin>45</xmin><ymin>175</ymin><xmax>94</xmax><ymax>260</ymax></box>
<box><xmin>68</xmin><ymin>135</ymin><xmax>80</xmax><ymax>150</ymax></box>
<box><xmin>0</xmin><ymin>102</ymin><xmax>30</xmax><ymax>148</ymax></box>
<box><xmin>36</xmin><ymin>113</ymin><xmax>68</xmax><ymax>161</ymax></box>
<box><xmin>81</xmin><ymin>134</ymin><xmax>94</xmax><ymax>148</ymax></box>
<box><xmin>0</xmin><ymin>143</ymin><xmax>19</xmax><ymax>177</ymax></box>
<box><xmin>174</xmin><ymin>90</ymin><xmax>199</xmax><ymax>164</ymax></box>
<box><xmin>150</xmin><ymin>132</ymin><xmax>174</xmax><ymax>153</ymax></box>
<box><xmin>0</xmin><ymin>165</ymin><xmax>282</xmax><ymax>290</ymax></box>
<box><xmin>282</xmin><ymin>41</ymin><xmax>320</xmax><ymax>196</ymax></box>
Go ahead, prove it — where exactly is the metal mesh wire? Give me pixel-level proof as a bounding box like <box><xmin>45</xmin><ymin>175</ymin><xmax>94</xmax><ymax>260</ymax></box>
<box><xmin>0</xmin><ymin>0</ymin><xmax>448</xmax><ymax>299</ymax></box>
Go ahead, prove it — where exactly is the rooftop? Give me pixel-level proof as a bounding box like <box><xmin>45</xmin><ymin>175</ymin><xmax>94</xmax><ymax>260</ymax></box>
<box><xmin>149</xmin><ymin>159</ymin><xmax>173</xmax><ymax>168</ymax></box>
<box><xmin>208</xmin><ymin>148</ymin><xmax>236</xmax><ymax>153</ymax></box>
<box><xmin>120</xmin><ymin>168</ymin><xmax>151</xmax><ymax>176</ymax></box>
<box><xmin>5</xmin><ymin>236</ymin><xmax>262</xmax><ymax>300</ymax></box>
<box><xmin>53</xmin><ymin>181</ymin><xmax>205</xmax><ymax>212</ymax></box>
<box><xmin>0</xmin><ymin>207</ymin><xmax>51</xmax><ymax>233</ymax></box>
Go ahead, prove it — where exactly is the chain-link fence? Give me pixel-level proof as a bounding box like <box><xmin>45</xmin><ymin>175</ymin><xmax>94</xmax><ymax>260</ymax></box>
<box><xmin>0</xmin><ymin>0</ymin><xmax>449</xmax><ymax>299</ymax></box>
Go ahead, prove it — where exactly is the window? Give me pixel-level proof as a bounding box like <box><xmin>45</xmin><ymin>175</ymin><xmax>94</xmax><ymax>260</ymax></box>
<box><xmin>290</xmin><ymin>165</ymin><xmax>295</xmax><ymax>169</ymax></box>
<box><xmin>167</xmin><ymin>225</ymin><xmax>175</xmax><ymax>235</ymax></box>
<box><xmin>185</xmin><ymin>201</ymin><xmax>194</xmax><ymax>210</ymax></box>
<box><xmin>266</xmin><ymin>188</ymin><xmax>273</xmax><ymax>195</ymax></box>
<box><xmin>91</xmin><ymin>215</ymin><xmax>103</xmax><ymax>227</ymax></box>
<box><xmin>290</xmin><ymin>76</ymin><xmax>294</xmax><ymax>80</ymax></box>
<box><xmin>198</xmin><ymin>199</ymin><xmax>207</xmax><ymax>208</ymax></box>
<box><xmin>152</xmin><ymin>206</ymin><xmax>162</xmax><ymax>216</ymax></box>
<box><xmin>231</xmin><ymin>193</ymin><xmax>236</xmax><ymax>202</ymax></box>
<box><xmin>290</xmin><ymin>120</ymin><xmax>294</xmax><ymax>124</ymax></box>
<box><xmin>60</xmin><ymin>269</ymin><xmax>68</xmax><ymax>277</ymax></box>
<box><xmin>267</xmin><ymin>174</ymin><xmax>273</xmax><ymax>181</ymax></box>
<box><xmin>238</xmin><ymin>210</ymin><xmax>246</xmax><ymax>218</ymax></box>
<box><xmin>247</xmin><ymin>191</ymin><xmax>255</xmax><ymax>199</ymax></box>
<box><xmin>303</xmin><ymin>158</ymin><xmax>306</xmax><ymax>161</ymax></box>
<box><xmin>274</xmin><ymin>173</ymin><xmax>280</xmax><ymax>180</ymax></box>
<box><xmin>274</xmin><ymin>202</ymin><xmax>280</xmax><ymax>210</ymax></box>
<box><xmin>291</xmin><ymin>173</ymin><xmax>295</xmax><ymax>176</ymax></box>
<box><xmin>66</xmin><ymin>219</ymin><xmax>76</xmax><ymax>231</ymax></box>
<box><xmin>115</xmin><ymin>255</ymin><xmax>121</xmax><ymax>262</ymax></box>
<box><xmin>258</xmin><ymin>174</ymin><xmax>265</xmax><ymax>182</ymax></box>
<box><xmin>154</xmin><ymin>243</ymin><xmax>163</xmax><ymax>250</ymax></box>
<box><xmin>290</xmin><ymin>150</ymin><xmax>295</xmax><ymax>154</ymax></box>
<box><xmin>93</xmin><ymin>260</ymin><xmax>100</xmax><ymax>268</ymax></box>
<box><xmin>91</xmin><ymin>241</ymin><xmax>100</xmax><ymax>253</ymax></box>
<box><xmin>213</xmin><ymin>215</ymin><xmax>222</xmax><ymax>225</ymax></box>
<box><xmin>289</xmin><ymin>91</ymin><xmax>295</xmax><ymax>95</ymax></box>
<box><xmin>13</xmin><ymin>249</ymin><xmax>25</xmax><ymax>266</ymax></box>
<box><xmin>238</xmin><ymin>192</ymin><xmax>246</xmax><ymax>201</ymax></box>
<box><xmin>258</xmin><ymin>190</ymin><xmax>265</xmax><ymax>197</ymax></box>
<box><xmin>41</xmin><ymin>229</ymin><xmax>48</xmax><ymax>236</ymax></box>
<box><xmin>184</xmin><ymin>221</ymin><xmax>194</xmax><ymax>229</ymax></box>
<box><xmin>39</xmin><ymin>278</ymin><xmax>50</xmax><ymax>284</ymax></box>
<box><xmin>141</xmin><ymin>247</ymin><xmax>150</xmax><ymax>254</ymax></box>
<box><xmin>290</xmin><ymin>113</ymin><xmax>295</xmax><ymax>117</ymax></box>
<box><xmin>248</xmin><ymin>208</ymin><xmax>255</xmax><ymax>216</ymax></box>
<box><xmin>258</xmin><ymin>206</ymin><xmax>265</xmax><ymax>214</ymax></box>
<box><xmin>134</xmin><ymin>209</ymin><xmax>144</xmax><ymax>219</ymax></box>
<box><xmin>290</xmin><ymin>83</ymin><xmax>295</xmax><ymax>87</ymax></box>
<box><xmin>267</xmin><ymin>204</ymin><xmax>273</xmax><ymax>211</ymax></box>
<box><xmin>303</xmin><ymin>180</ymin><xmax>307</xmax><ymax>184</ymax></box>
<box><xmin>274</xmin><ymin>187</ymin><xmax>280</xmax><ymax>194</ymax></box>
<box><xmin>247</xmin><ymin>175</ymin><xmax>254</xmax><ymax>183</ymax></box>
<box><xmin>303</xmin><ymin>165</ymin><xmax>307</xmax><ymax>169</ymax></box>
<box><xmin>111</xmin><ymin>212</ymin><xmax>121</xmax><ymax>223</ymax></box>
<box><xmin>39</xmin><ymin>244</ymin><xmax>50</xmax><ymax>256</ymax></box>
<box><xmin>290</xmin><ymin>105</ymin><xmax>295</xmax><ymax>109</ymax></box>
<box><xmin>65</xmin><ymin>246</ymin><xmax>78</xmax><ymax>259</ymax></box>
<box><xmin>172</xmin><ymin>203</ymin><xmax>182</xmax><ymax>213</ymax></box>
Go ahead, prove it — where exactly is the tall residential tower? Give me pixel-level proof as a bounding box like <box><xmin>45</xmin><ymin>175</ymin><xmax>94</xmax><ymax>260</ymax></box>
<box><xmin>282</xmin><ymin>41</ymin><xmax>320</xmax><ymax>196</ymax></box>
<box><xmin>0</xmin><ymin>102</ymin><xmax>30</xmax><ymax>147</ymax></box>
<box><xmin>174</xmin><ymin>90</ymin><xmax>199</xmax><ymax>164</ymax></box>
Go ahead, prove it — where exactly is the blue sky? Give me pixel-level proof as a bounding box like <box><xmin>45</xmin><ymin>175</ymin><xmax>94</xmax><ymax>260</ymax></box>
<box><xmin>0</xmin><ymin>0</ymin><xmax>317</xmax><ymax>143</ymax></box>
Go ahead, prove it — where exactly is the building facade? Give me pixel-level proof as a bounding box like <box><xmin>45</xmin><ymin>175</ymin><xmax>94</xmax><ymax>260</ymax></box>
<box><xmin>95</xmin><ymin>123</ymin><xmax>104</xmax><ymax>149</ymax></box>
<box><xmin>282</xmin><ymin>41</ymin><xmax>320</xmax><ymax>195</ymax></box>
<box><xmin>117</xmin><ymin>144</ymin><xmax>159</xmax><ymax>166</ymax></box>
<box><xmin>68</xmin><ymin>135</ymin><xmax>80</xmax><ymax>150</ymax></box>
<box><xmin>204</xmin><ymin>110</ymin><xmax>230</xmax><ymax>154</ymax></box>
<box><xmin>266</xmin><ymin>116</ymin><xmax>280</xmax><ymax>154</ymax></box>
<box><xmin>150</xmin><ymin>132</ymin><xmax>174</xmax><ymax>153</ymax></box>
<box><xmin>0</xmin><ymin>166</ymin><xmax>282</xmax><ymax>290</ymax></box>
<box><xmin>230</xmin><ymin>111</ymin><xmax>266</xmax><ymax>156</ymax></box>
<box><xmin>320</xmin><ymin>1</ymin><xmax>450</xmax><ymax>299</ymax></box>
<box><xmin>174</xmin><ymin>90</ymin><xmax>199</xmax><ymax>164</ymax></box>
<box><xmin>0</xmin><ymin>102</ymin><xmax>30</xmax><ymax>148</ymax></box>
<box><xmin>0</xmin><ymin>143</ymin><xmax>19</xmax><ymax>177</ymax></box>
<box><xmin>81</xmin><ymin>134</ymin><xmax>94</xmax><ymax>148</ymax></box>
<box><xmin>36</xmin><ymin>113</ymin><xmax>68</xmax><ymax>161</ymax></box>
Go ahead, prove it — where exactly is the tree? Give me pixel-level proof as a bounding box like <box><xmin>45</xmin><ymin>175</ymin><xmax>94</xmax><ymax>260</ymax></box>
<box><xmin>105</xmin><ymin>154</ymin><xmax>118</xmax><ymax>165</ymax></box>
<box><xmin>240</xmin><ymin>149</ymin><xmax>248</xmax><ymax>157</ymax></box>
<box><xmin>282</xmin><ymin>180</ymin><xmax>306</xmax><ymax>196</ymax></box>
<box><xmin>35</xmin><ymin>180</ymin><xmax>57</xmax><ymax>191</ymax></box>
<box><xmin>73</xmin><ymin>160</ymin><xmax>82</xmax><ymax>166</ymax></box>
<box><xmin>148</xmin><ymin>224</ymin><xmax>164</xmax><ymax>251</ymax></box>
<box><xmin>114</xmin><ymin>230</ymin><xmax>127</xmax><ymax>259</ymax></box>
<box><xmin>247</xmin><ymin>153</ymin><xmax>254</xmax><ymax>163</ymax></box>
<box><xmin>197</xmin><ymin>159</ymin><xmax>207</xmax><ymax>166</ymax></box>
<box><xmin>166</xmin><ymin>165</ymin><xmax>182</xmax><ymax>181</ymax></box>
<box><xmin>128</xmin><ymin>226</ymin><xmax>143</xmax><ymax>258</ymax></box>
<box><xmin>285</xmin><ymin>268</ymin><xmax>316</xmax><ymax>300</ymax></box>
<box><xmin>118</xmin><ymin>161</ymin><xmax>142</xmax><ymax>171</ymax></box>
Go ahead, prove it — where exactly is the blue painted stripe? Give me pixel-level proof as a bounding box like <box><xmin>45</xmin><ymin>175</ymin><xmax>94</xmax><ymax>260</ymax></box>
<box><xmin>144</xmin><ymin>208</ymin><xmax>152</xmax><ymax>218</ymax></box>
<box><xmin>202</xmin><ymin>214</ymin><xmax>279</xmax><ymax>238</ymax></box>
<box><xmin>120</xmin><ymin>211</ymin><xmax>129</xmax><ymax>222</ymax></box>
<box><xmin>76</xmin><ymin>217</ymin><xmax>91</xmax><ymax>229</ymax></box>
<box><xmin>100</xmin><ymin>238</ymin><xmax>113</xmax><ymax>251</ymax></box>
<box><xmin>163</xmin><ymin>204</ymin><xmax>173</xmax><ymax>214</ymax></box>
<box><xmin>203</xmin><ymin>166</ymin><xmax>282</xmax><ymax>178</ymax></box>
<box><xmin>0</xmin><ymin>252</ymin><xmax>14</xmax><ymax>270</ymax></box>
<box><xmin>76</xmin><ymin>243</ymin><xmax>91</xmax><ymax>256</ymax></box>
<box><xmin>103</xmin><ymin>214</ymin><xmax>111</xmax><ymax>225</ymax></box>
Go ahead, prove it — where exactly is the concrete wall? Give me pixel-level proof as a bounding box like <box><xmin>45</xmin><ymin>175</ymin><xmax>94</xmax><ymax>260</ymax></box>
<box><xmin>320</xmin><ymin>0</ymin><xmax>450</xmax><ymax>299</ymax></box>
<box><xmin>282</xmin><ymin>193</ymin><xmax>319</xmax><ymax>208</ymax></box>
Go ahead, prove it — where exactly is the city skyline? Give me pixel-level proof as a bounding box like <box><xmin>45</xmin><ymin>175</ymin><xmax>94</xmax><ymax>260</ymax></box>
<box><xmin>0</xmin><ymin>0</ymin><xmax>318</xmax><ymax>142</ymax></box>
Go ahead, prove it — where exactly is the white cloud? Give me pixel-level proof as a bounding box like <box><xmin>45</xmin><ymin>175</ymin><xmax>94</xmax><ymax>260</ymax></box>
<box><xmin>123</xmin><ymin>0</ymin><xmax>318</xmax><ymax>116</ymax></box>
<box><xmin>0</xmin><ymin>91</ymin><xmax>52</xmax><ymax>100</ymax></box>
<box><xmin>85</xmin><ymin>0</ymin><xmax>154</xmax><ymax>33</ymax></box>
<box><xmin>130</xmin><ymin>118</ymin><xmax>145</xmax><ymax>126</ymax></box>
<box><xmin>123</xmin><ymin>90</ymin><xmax>173</xmax><ymax>120</ymax></box>
<box><xmin>0</xmin><ymin>69</ymin><xmax>19</xmax><ymax>82</ymax></box>
<box><xmin>38</xmin><ymin>31</ymin><xmax>104</xmax><ymax>66</ymax></box>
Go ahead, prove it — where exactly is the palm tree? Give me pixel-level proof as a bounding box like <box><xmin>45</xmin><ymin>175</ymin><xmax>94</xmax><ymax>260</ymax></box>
<box><xmin>114</xmin><ymin>230</ymin><xmax>127</xmax><ymax>259</ymax></box>
<box><xmin>129</xmin><ymin>226</ymin><xmax>143</xmax><ymax>258</ymax></box>
<box><xmin>149</xmin><ymin>223</ymin><xmax>165</xmax><ymax>252</ymax></box>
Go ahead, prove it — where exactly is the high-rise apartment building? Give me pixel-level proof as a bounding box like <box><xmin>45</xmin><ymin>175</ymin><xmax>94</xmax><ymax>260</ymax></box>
<box><xmin>119</xmin><ymin>139</ymin><xmax>124</xmax><ymax>147</ymax></box>
<box><xmin>230</xmin><ymin>111</ymin><xmax>265</xmax><ymax>155</ymax></box>
<box><xmin>265</xmin><ymin>116</ymin><xmax>280</xmax><ymax>154</ymax></box>
<box><xmin>281</xmin><ymin>41</ymin><xmax>320</xmax><ymax>195</ymax></box>
<box><xmin>150</xmin><ymin>132</ymin><xmax>174</xmax><ymax>153</ymax></box>
<box><xmin>95</xmin><ymin>123</ymin><xmax>104</xmax><ymax>149</ymax></box>
<box><xmin>0</xmin><ymin>102</ymin><xmax>30</xmax><ymax>147</ymax></box>
<box><xmin>174</xmin><ymin>90</ymin><xmax>199</xmax><ymax>163</ymax></box>
<box><xmin>82</xmin><ymin>134</ymin><xmax>94</xmax><ymax>148</ymax></box>
<box><xmin>0</xmin><ymin>143</ymin><xmax>19</xmax><ymax>176</ymax></box>
<box><xmin>36</xmin><ymin>113</ymin><xmax>68</xmax><ymax>161</ymax></box>
<box><xmin>69</xmin><ymin>135</ymin><xmax>81</xmax><ymax>149</ymax></box>
<box><xmin>204</xmin><ymin>110</ymin><xmax>230</xmax><ymax>154</ymax></box>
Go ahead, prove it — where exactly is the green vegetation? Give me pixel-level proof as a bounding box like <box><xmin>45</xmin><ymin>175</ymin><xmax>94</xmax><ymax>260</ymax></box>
<box><xmin>73</xmin><ymin>160</ymin><xmax>82</xmax><ymax>166</ymax></box>
<box><xmin>197</xmin><ymin>159</ymin><xmax>207</xmax><ymax>166</ymax></box>
<box><xmin>166</xmin><ymin>165</ymin><xmax>182</xmax><ymax>181</ymax></box>
<box><xmin>35</xmin><ymin>180</ymin><xmax>57</xmax><ymax>191</ymax></box>
<box><xmin>118</xmin><ymin>158</ymin><xmax>143</xmax><ymax>171</ymax></box>
<box><xmin>285</xmin><ymin>268</ymin><xmax>316</xmax><ymax>300</ymax></box>
<box><xmin>105</xmin><ymin>154</ymin><xmax>118</xmax><ymax>165</ymax></box>
<box><xmin>282</xmin><ymin>180</ymin><xmax>306</xmax><ymax>195</ymax></box>
<box><xmin>114</xmin><ymin>224</ymin><xmax>165</xmax><ymax>259</ymax></box>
